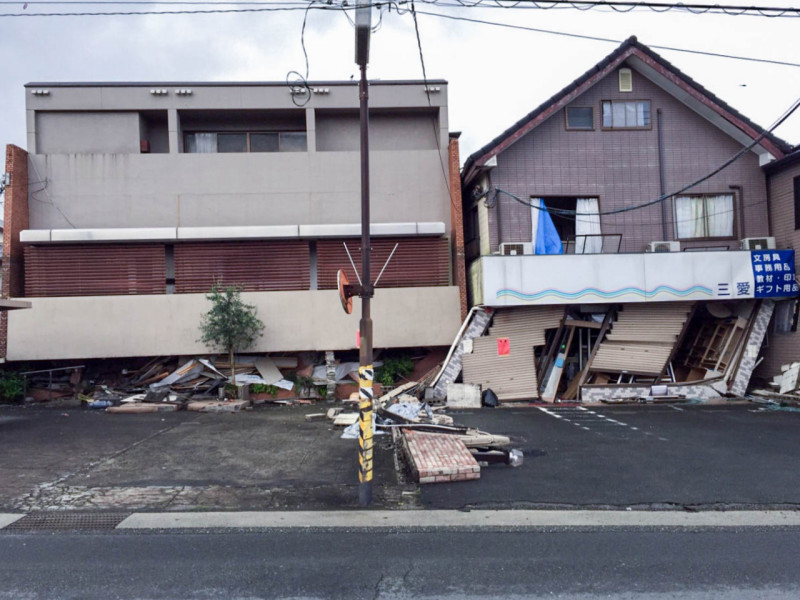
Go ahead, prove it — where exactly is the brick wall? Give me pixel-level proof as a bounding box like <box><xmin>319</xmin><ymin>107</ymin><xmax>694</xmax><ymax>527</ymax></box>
<box><xmin>449</xmin><ymin>135</ymin><xmax>468</xmax><ymax>321</ymax></box>
<box><xmin>1</xmin><ymin>145</ymin><xmax>30</xmax><ymax>358</ymax></box>
<box><xmin>487</xmin><ymin>68</ymin><xmax>770</xmax><ymax>253</ymax></box>
<box><xmin>758</xmin><ymin>161</ymin><xmax>800</xmax><ymax>378</ymax></box>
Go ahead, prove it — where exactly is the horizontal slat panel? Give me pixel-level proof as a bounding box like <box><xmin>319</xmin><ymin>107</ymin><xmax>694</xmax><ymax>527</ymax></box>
<box><xmin>592</xmin><ymin>342</ymin><xmax>674</xmax><ymax>375</ymax></box>
<box><xmin>591</xmin><ymin>302</ymin><xmax>692</xmax><ymax>375</ymax></box>
<box><xmin>24</xmin><ymin>244</ymin><xmax>165</xmax><ymax>297</ymax></box>
<box><xmin>317</xmin><ymin>237</ymin><xmax>450</xmax><ymax>289</ymax></box>
<box><xmin>174</xmin><ymin>241</ymin><xmax>310</xmax><ymax>293</ymax></box>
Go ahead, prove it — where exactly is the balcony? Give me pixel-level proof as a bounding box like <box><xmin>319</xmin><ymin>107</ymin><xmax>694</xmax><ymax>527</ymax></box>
<box><xmin>470</xmin><ymin>248</ymin><xmax>798</xmax><ymax>307</ymax></box>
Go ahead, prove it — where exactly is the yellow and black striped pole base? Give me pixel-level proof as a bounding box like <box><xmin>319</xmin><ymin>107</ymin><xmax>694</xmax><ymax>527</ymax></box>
<box><xmin>358</xmin><ymin>364</ymin><xmax>374</xmax><ymax>505</ymax></box>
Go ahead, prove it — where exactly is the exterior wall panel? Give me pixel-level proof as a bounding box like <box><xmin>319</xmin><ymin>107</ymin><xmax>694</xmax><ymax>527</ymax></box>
<box><xmin>5</xmin><ymin>287</ymin><xmax>463</xmax><ymax>360</ymax></box>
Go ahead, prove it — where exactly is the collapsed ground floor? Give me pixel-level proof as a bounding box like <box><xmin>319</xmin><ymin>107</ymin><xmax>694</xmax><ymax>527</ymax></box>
<box><xmin>435</xmin><ymin>298</ymin><xmax>793</xmax><ymax>403</ymax></box>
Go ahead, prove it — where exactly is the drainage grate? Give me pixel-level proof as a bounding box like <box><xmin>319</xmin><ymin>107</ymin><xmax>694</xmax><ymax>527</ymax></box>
<box><xmin>6</xmin><ymin>512</ymin><xmax>130</xmax><ymax>531</ymax></box>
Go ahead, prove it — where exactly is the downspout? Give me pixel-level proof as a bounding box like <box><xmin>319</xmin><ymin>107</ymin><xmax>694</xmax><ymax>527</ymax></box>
<box><xmin>656</xmin><ymin>109</ymin><xmax>669</xmax><ymax>240</ymax></box>
<box><xmin>730</xmin><ymin>185</ymin><xmax>745</xmax><ymax>241</ymax></box>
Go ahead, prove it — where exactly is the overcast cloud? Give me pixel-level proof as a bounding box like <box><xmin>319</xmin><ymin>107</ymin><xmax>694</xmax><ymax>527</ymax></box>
<box><xmin>1</xmin><ymin>0</ymin><xmax>799</xmax><ymax>164</ymax></box>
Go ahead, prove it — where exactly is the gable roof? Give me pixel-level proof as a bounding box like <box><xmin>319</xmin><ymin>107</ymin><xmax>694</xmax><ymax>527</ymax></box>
<box><xmin>462</xmin><ymin>36</ymin><xmax>793</xmax><ymax>185</ymax></box>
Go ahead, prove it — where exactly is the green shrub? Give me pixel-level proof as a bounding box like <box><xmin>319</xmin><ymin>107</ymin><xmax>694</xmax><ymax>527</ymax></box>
<box><xmin>375</xmin><ymin>355</ymin><xmax>414</xmax><ymax>387</ymax></box>
<box><xmin>0</xmin><ymin>371</ymin><xmax>25</xmax><ymax>402</ymax></box>
<box><xmin>251</xmin><ymin>383</ymin><xmax>279</xmax><ymax>397</ymax></box>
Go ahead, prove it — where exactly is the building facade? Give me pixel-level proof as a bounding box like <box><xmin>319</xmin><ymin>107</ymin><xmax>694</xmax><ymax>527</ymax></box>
<box><xmin>3</xmin><ymin>80</ymin><xmax>465</xmax><ymax>361</ymax></box>
<box><xmin>453</xmin><ymin>38</ymin><xmax>797</xmax><ymax>403</ymax></box>
<box><xmin>760</xmin><ymin>147</ymin><xmax>800</xmax><ymax>376</ymax></box>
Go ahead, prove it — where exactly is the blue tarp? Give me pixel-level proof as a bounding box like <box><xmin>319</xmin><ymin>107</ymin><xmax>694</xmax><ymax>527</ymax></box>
<box><xmin>535</xmin><ymin>198</ymin><xmax>563</xmax><ymax>255</ymax></box>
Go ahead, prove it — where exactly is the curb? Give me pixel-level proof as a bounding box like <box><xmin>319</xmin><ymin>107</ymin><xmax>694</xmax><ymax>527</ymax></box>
<box><xmin>4</xmin><ymin>510</ymin><xmax>800</xmax><ymax>531</ymax></box>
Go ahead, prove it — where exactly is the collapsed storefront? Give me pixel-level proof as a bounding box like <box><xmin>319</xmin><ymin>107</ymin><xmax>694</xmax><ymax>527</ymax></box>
<box><xmin>433</xmin><ymin>249</ymin><xmax>798</xmax><ymax>403</ymax></box>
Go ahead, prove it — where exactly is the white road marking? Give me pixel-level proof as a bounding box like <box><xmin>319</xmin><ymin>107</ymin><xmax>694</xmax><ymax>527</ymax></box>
<box><xmin>537</xmin><ymin>406</ymin><xmax>667</xmax><ymax>440</ymax></box>
<box><xmin>0</xmin><ymin>514</ymin><xmax>24</xmax><ymax>529</ymax></box>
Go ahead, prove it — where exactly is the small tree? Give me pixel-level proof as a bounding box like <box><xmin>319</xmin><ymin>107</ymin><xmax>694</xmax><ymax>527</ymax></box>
<box><xmin>199</xmin><ymin>284</ymin><xmax>265</xmax><ymax>388</ymax></box>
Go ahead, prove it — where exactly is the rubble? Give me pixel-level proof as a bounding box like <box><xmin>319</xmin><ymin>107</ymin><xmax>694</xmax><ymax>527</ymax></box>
<box><xmin>439</xmin><ymin>300</ymin><xmax>777</xmax><ymax>405</ymax></box>
<box><xmin>750</xmin><ymin>362</ymin><xmax>800</xmax><ymax>409</ymax></box>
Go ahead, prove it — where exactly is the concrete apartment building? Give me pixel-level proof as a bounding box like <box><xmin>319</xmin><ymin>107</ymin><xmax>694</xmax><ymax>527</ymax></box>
<box><xmin>2</xmin><ymin>80</ymin><xmax>466</xmax><ymax>361</ymax></box>
<box><xmin>444</xmin><ymin>38</ymin><xmax>799</xmax><ymax>403</ymax></box>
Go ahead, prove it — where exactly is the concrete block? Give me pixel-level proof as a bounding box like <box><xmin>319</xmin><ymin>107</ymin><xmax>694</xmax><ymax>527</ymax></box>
<box><xmin>187</xmin><ymin>400</ymin><xmax>248</xmax><ymax>413</ymax></box>
<box><xmin>446</xmin><ymin>383</ymin><xmax>482</xmax><ymax>409</ymax></box>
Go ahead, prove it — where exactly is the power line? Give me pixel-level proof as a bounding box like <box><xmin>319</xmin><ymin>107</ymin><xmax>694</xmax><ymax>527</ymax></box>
<box><xmin>411</xmin><ymin>9</ymin><xmax>800</xmax><ymax>67</ymax></box>
<box><xmin>4</xmin><ymin>0</ymin><xmax>799</xmax><ymax>17</ymax></box>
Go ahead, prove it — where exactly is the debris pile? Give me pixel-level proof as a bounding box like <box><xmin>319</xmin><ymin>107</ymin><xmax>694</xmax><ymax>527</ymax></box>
<box><xmin>750</xmin><ymin>362</ymin><xmax>800</xmax><ymax>409</ymax></box>
<box><xmin>434</xmin><ymin>299</ymin><xmax>775</xmax><ymax>404</ymax></box>
<box><xmin>329</xmin><ymin>380</ymin><xmax>522</xmax><ymax>484</ymax></box>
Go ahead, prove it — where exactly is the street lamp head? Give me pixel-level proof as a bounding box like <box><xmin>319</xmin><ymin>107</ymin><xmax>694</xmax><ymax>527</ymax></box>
<box><xmin>355</xmin><ymin>0</ymin><xmax>371</xmax><ymax>66</ymax></box>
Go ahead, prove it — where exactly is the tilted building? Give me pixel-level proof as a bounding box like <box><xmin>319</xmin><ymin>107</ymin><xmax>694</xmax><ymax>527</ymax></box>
<box><xmin>2</xmin><ymin>80</ymin><xmax>467</xmax><ymax>361</ymax></box>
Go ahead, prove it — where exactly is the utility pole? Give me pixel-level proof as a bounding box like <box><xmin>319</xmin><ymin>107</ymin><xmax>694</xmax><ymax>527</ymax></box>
<box><xmin>355</xmin><ymin>0</ymin><xmax>374</xmax><ymax>507</ymax></box>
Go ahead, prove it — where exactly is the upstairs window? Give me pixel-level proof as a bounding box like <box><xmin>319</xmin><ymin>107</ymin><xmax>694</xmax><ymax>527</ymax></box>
<box><xmin>185</xmin><ymin>131</ymin><xmax>307</xmax><ymax>153</ymax></box>
<box><xmin>601</xmin><ymin>100</ymin><xmax>651</xmax><ymax>129</ymax></box>
<box><xmin>565</xmin><ymin>106</ymin><xmax>594</xmax><ymax>130</ymax></box>
<box><xmin>674</xmin><ymin>194</ymin><xmax>734</xmax><ymax>240</ymax></box>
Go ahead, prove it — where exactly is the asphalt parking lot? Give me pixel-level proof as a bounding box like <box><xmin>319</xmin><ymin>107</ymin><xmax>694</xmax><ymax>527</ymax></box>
<box><xmin>422</xmin><ymin>403</ymin><xmax>800</xmax><ymax>510</ymax></box>
<box><xmin>1</xmin><ymin>402</ymin><xmax>799</xmax><ymax>512</ymax></box>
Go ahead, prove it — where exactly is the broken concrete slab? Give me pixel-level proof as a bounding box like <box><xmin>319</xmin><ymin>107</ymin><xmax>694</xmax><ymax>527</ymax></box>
<box><xmin>446</xmin><ymin>383</ymin><xmax>481</xmax><ymax>409</ymax></box>
<box><xmin>187</xmin><ymin>400</ymin><xmax>249</xmax><ymax>413</ymax></box>
<box><xmin>333</xmin><ymin>413</ymin><xmax>360</xmax><ymax>427</ymax></box>
<box><xmin>106</xmin><ymin>404</ymin><xmax>178</xmax><ymax>414</ymax></box>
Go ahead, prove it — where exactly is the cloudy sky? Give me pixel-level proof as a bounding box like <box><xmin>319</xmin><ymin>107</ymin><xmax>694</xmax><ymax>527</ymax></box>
<box><xmin>1</xmin><ymin>0</ymin><xmax>799</xmax><ymax>164</ymax></box>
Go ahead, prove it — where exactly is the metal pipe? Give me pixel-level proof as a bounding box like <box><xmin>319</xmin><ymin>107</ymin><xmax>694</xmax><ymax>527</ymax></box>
<box><xmin>730</xmin><ymin>185</ymin><xmax>744</xmax><ymax>241</ymax></box>
<box><xmin>657</xmin><ymin>109</ymin><xmax>669</xmax><ymax>240</ymax></box>
<box><xmin>358</xmin><ymin>62</ymin><xmax>374</xmax><ymax>507</ymax></box>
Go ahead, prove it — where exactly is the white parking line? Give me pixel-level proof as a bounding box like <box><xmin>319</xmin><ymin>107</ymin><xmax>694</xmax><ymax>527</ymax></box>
<box><xmin>537</xmin><ymin>406</ymin><xmax>666</xmax><ymax>440</ymax></box>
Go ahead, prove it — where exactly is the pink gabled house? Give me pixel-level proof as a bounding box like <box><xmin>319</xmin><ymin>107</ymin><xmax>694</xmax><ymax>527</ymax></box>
<box><xmin>453</xmin><ymin>37</ymin><xmax>798</xmax><ymax>403</ymax></box>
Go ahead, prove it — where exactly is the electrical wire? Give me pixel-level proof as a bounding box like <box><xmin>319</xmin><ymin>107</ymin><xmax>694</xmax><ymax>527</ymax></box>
<box><xmin>286</xmin><ymin>0</ymin><xmax>314</xmax><ymax>106</ymax></box>
<box><xmin>3</xmin><ymin>0</ymin><xmax>798</xmax><ymax>18</ymax></box>
<box><xmin>409</xmin><ymin>1</ymin><xmax>454</xmax><ymax>201</ymax></box>
<box><xmin>410</xmin><ymin>9</ymin><xmax>800</xmax><ymax>68</ymax></box>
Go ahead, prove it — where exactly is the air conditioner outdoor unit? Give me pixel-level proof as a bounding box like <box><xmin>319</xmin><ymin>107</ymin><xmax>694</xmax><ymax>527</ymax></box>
<box><xmin>500</xmin><ymin>242</ymin><xmax>534</xmax><ymax>256</ymax></box>
<box><xmin>647</xmin><ymin>241</ymin><xmax>680</xmax><ymax>253</ymax></box>
<box><xmin>741</xmin><ymin>237</ymin><xmax>776</xmax><ymax>250</ymax></box>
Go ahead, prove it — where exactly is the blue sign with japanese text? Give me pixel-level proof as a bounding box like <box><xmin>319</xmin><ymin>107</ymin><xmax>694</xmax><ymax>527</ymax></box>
<box><xmin>749</xmin><ymin>249</ymin><xmax>798</xmax><ymax>298</ymax></box>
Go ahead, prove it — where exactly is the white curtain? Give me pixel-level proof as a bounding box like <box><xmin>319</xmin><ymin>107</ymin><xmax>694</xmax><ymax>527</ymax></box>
<box><xmin>706</xmin><ymin>194</ymin><xmax>734</xmax><ymax>237</ymax></box>
<box><xmin>675</xmin><ymin>194</ymin><xmax>733</xmax><ymax>239</ymax></box>
<box><xmin>530</xmin><ymin>197</ymin><xmax>541</xmax><ymax>252</ymax></box>
<box><xmin>575</xmin><ymin>197</ymin><xmax>601</xmax><ymax>253</ymax></box>
<box><xmin>675</xmin><ymin>196</ymin><xmax>705</xmax><ymax>239</ymax></box>
<box><xmin>186</xmin><ymin>133</ymin><xmax>217</xmax><ymax>153</ymax></box>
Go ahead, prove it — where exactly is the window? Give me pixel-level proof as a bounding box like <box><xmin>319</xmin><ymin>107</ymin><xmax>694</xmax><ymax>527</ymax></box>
<box><xmin>184</xmin><ymin>131</ymin><xmax>307</xmax><ymax>153</ymax></box>
<box><xmin>794</xmin><ymin>175</ymin><xmax>800</xmax><ymax>230</ymax></box>
<box><xmin>601</xmin><ymin>100</ymin><xmax>651</xmax><ymax>129</ymax></box>
<box><xmin>674</xmin><ymin>194</ymin><xmax>734</xmax><ymax>239</ymax></box>
<box><xmin>566</xmin><ymin>107</ymin><xmax>594</xmax><ymax>130</ymax></box>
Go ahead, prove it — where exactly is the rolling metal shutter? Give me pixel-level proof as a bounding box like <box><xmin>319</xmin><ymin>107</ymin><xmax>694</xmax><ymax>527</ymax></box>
<box><xmin>174</xmin><ymin>241</ymin><xmax>310</xmax><ymax>293</ymax></box>
<box><xmin>462</xmin><ymin>306</ymin><xmax>565</xmax><ymax>401</ymax></box>
<box><xmin>24</xmin><ymin>244</ymin><xmax>166</xmax><ymax>297</ymax></box>
<box><xmin>317</xmin><ymin>237</ymin><xmax>450</xmax><ymax>289</ymax></box>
